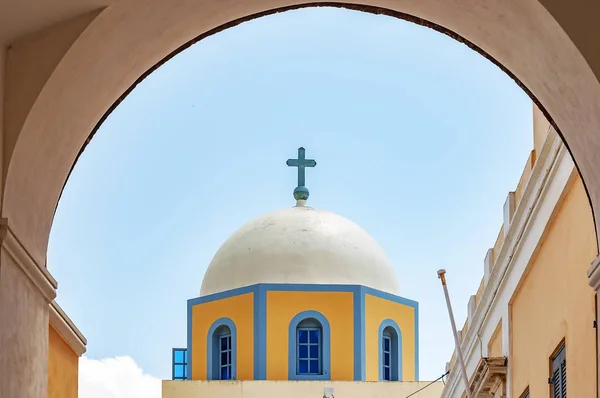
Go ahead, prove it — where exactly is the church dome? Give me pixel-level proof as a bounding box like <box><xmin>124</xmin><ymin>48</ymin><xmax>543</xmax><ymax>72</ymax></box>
<box><xmin>200</xmin><ymin>203</ymin><xmax>400</xmax><ymax>296</ymax></box>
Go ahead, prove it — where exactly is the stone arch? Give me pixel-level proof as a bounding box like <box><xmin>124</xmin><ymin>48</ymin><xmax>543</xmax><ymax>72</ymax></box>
<box><xmin>4</xmin><ymin>2</ymin><xmax>600</xmax><ymax>397</ymax></box>
<box><xmin>3</xmin><ymin>0</ymin><xmax>600</xmax><ymax>270</ymax></box>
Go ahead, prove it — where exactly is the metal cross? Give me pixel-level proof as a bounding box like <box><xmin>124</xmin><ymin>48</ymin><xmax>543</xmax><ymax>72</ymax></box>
<box><xmin>286</xmin><ymin>147</ymin><xmax>316</xmax><ymax>187</ymax></box>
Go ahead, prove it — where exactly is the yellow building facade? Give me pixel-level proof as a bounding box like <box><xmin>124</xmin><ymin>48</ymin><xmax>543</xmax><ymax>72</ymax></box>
<box><xmin>47</xmin><ymin>301</ymin><xmax>87</xmax><ymax>398</ymax></box>
<box><xmin>182</xmin><ymin>284</ymin><xmax>418</xmax><ymax>382</ymax></box>
<box><xmin>441</xmin><ymin>105</ymin><xmax>597</xmax><ymax>398</ymax></box>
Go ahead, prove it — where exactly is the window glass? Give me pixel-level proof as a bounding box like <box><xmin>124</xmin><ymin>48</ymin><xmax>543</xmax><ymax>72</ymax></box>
<box><xmin>297</xmin><ymin>319</ymin><xmax>322</xmax><ymax>376</ymax></box>
<box><xmin>219</xmin><ymin>332</ymin><xmax>232</xmax><ymax>380</ymax></box>
<box><xmin>172</xmin><ymin>348</ymin><xmax>188</xmax><ymax>380</ymax></box>
<box><xmin>382</xmin><ymin>331</ymin><xmax>393</xmax><ymax>381</ymax></box>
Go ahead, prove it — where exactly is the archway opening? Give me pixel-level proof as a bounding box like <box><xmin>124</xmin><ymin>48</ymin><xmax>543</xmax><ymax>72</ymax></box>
<box><xmin>44</xmin><ymin>8</ymin><xmax>569</xmax><ymax>395</ymax></box>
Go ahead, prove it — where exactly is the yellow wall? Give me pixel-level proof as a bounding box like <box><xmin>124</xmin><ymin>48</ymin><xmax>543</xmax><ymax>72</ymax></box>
<box><xmin>365</xmin><ymin>295</ymin><xmax>416</xmax><ymax>381</ymax></box>
<box><xmin>511</xmin><ymin>175</ymin><xmax>597</xmax><ymax>397</ymax></box>
<box><xmin>191</xmin><ymin>293</ymin><xmax>254</xmax><ymax>380</ymax></box>
<box><xmin>487</xmin><ymin>320</ymin><xmax>502</xmax><ymax>357</ymax></box>
<box><xmin>48</xmin><ymin>325</ymin><xmax>78</xmax><ymax>398</ymax></box>
<box><xmin>266</xmin><ymin>291</ymin><xmax>354</xmax><ymax>380</ymax></box>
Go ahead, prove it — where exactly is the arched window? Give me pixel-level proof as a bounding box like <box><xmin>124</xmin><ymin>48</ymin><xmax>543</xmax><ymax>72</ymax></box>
<box><xmin>288</xmin><ymin>310</ymin><xmax>331</xmax><ymax>380</ymax></box>
<box><xmin>217</xmin><ymin>325</ymin><xmax>233</xmax><ymax>380</ymax></box>
<box><xmin>378</xmin><ymin>319</ymin><xmax>402</xmax><ymax>381</ymax></box>
<box><xmin>207</xmin><ymin>318</ymin><xmax>237</xmax><ymax>380</ymax></box>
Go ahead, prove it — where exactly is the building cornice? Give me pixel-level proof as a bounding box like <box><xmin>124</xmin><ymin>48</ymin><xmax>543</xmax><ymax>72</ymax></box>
<box><xmin>0</xmin><ymin>218</ymin><xmax>57</xmax><ymax>302</ymax></box>
<box><xmin>443</xmin><ymin>130</ymin><xmax>571</xmax><ymax>396</ymax></box>
<box><xmin>463</xmin><ymin>357</ymin><xmax>507</xmax><ymax>398</ymax></box>
<box><xmin>49</xmin><ymin>300</ymin><xmax>87</xmax><ymax>356</ymax></box>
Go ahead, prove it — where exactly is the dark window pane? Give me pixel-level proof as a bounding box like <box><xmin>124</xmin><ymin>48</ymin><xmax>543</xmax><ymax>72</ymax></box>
<box><xmin>221</xmin><ymin>352</ymin><xmax>229</xmax><ymax>366</ymax></box>
<box><xmin>384</xmin><ymin>353</ymin><xmax>390</xmax><ymax>366</ymax></box>
<box><xmin>384</xmin><ymin>367</ymin><xmax>390</xmax><ymax>381</ymax></box>
<box><xmin>309</xmin><ymin>344</ymin><xmax>319</xmax><ymax>359</ymax></box>
<box><xmin>174</xmin><ymin>350</ymin><xmax>184</xmax><ymax>363</ymax></box>
<box><xmin>221</xmin><ymin>336</ymin><xmax>228</xmax><ymax>351</ymax></box>
<box><xmin>228</xmin><ymin>351</ymin><xmax>231</xmax><ymax>364</ymax></box>
<box><xmin>221</xmin><ymin>366</ymin><xmax>230</xmax><ymax>380</ymax></box>
<box><xmin>227</xmin><ymin>336</ymin><xmax>232</xmax><ymax>349</ymax></box>
<box><xmin>309</xmin><ymin>360</ymin><xmax>320</xmax><ymax>374</ymax></box>
<box><xmin>299</xmin><ymin>344</ymin><xmax>308</xmax><ymax>359</ymax></box>
<box><xmin>174</xmin><ymin>365</ymin><xmax>184</xmax><ymax>378</ymax></box>
<box><xmin>309</xmin><ymin>330</ymin><xmax>319</xmax><ymax>344</ymax></box>
<box><xmin>298</xmin><ymin>359</ymin><xmax>309</xmax><ymax>374</ymax></box>
<box><xmin>384</xmin><ymin>337</ymin><xmax>390</xmax><ymax>351</ymax></box>
<box><xmin>298</xmin><ymin>330</ymin><xmax>308</xmax><ymax>344</ymax></box>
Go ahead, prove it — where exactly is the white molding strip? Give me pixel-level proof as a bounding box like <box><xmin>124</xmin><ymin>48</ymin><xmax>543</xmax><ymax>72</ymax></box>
<box><xmin>49</xmin><ymin>300</ymin><xmax>87</xmax><ymax>356</ymax></box>
<box><xmin>0</xmin><ymin>218</ymin><xmax>57</xmax><ymax>302</ymax></box>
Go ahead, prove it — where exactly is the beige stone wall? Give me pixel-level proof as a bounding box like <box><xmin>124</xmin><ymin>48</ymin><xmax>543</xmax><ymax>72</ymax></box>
<box><xmin>162</xmin><ymin>380</ymin><xmax>444</xmax><ymax>398</ymax></box>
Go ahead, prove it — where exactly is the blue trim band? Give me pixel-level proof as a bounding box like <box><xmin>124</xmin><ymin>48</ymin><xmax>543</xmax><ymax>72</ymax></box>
<box><xmin>255</xmin><ymin>285</ymin><xmax>267</xmax><ymax>379</ymax></box>
<box><xmin>352</xmin><ymin>286</ymin><xmax>365</xmax><ymax>380</ymax></box>
<box><xmin>287</xmin><ymin>310</ymin><xmax>331</xmax><ymax>380</ymax></box>
<box><xmin>414</xmin><ymin>301</ymin><xmax>419</xmax><ymax>381</ymax></box>
<box><xmin>206</xmin><ymin>317</ymin><xmax>237</xmax><ymax>380</ymax></box>
<box><xmin>186</xmin><ymin>300</ymin><xmax>193</xmax><ymax>379</ymax></box>
<box><xmin>378</xmin><ymin>319</ymin><xmax>403</xmax><ymax>381</ymax></box>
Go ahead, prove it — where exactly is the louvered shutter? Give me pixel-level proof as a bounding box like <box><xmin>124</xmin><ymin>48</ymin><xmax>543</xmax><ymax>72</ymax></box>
<box><xmin>520</xmin><ymin>389</ymin><xmax>530</xmax><ymax>398</ymax></box>
<box><xmin>551</xmin><ymin>344</ymin><xmax>566</xmax><ymax>398</ymax></box>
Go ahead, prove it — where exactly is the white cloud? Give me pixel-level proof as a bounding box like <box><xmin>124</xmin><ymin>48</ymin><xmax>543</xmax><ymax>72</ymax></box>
<box><xmin>79</xmin><ymin>356</ymin><xmax>161</xmax><ymax>398</ymax></box>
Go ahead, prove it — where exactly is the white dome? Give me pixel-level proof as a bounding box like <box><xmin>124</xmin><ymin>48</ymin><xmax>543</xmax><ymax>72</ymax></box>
<box><xmin>200</xmin><ymin>203</ymin><xmax>400</xmax><ymax>296</ymax></box>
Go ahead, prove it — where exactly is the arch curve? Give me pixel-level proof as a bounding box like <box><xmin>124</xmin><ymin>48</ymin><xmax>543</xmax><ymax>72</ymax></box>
<box><xmin>4</xmin><ymin>0</ymin><xmax>600</xmax><ymax>268</ymax></box>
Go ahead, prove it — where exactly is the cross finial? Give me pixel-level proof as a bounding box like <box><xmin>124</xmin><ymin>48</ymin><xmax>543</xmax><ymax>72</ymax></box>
<box><xmin>286</xmin><ymin>147</ymin><xmax>317</xmax><ymax>202</ymax></box>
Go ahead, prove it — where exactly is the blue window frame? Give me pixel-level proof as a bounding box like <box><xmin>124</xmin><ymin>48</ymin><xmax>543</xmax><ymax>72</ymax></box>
<box><xmin>297</xmin><ymin>319</ymin><xmax>321</xmax><ymax>375</ymax></box>
<box><xmin>378</xmin><ymin>319</ymin><xmax>402</xmax><ymax>381</ymax></box>
<box><xmin>219</xmin><ymin>332</ymin><xmax>233</xmax><ymax>380</ymax></box>
<box><xmin>207</xmin><ymin>318</ymin><xmax>237</xmax><ymax>380</ymax></box>
<box><xmin>288</xmin><ymin>310</ymin><xmax>331</xmax><ymax>380</ymax></box>
<box><xmin>172</xmin><ymin>348</ymin><xmax>188</xmax><ymax>380</ymax></box>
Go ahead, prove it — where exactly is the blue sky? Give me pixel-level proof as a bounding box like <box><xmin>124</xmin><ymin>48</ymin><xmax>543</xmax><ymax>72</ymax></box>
<box><xmin>48</xmin><ymin>7</ymin><xmax>533</xmax><ymax>382</ymax></box>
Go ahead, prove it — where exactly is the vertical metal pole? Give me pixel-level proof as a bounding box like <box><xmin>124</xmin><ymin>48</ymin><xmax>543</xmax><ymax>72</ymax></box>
<box><xmin>437</xmin><ymin>269</ymin><xmax>473</xmax><ymax>398</ymax></box>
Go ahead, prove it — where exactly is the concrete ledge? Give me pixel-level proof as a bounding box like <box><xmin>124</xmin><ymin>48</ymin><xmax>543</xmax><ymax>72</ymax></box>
<box><xmin>0</xmin><ymin>218</ymin><xmax>57</xmax><ymax>302</ymax></box>
<box><xmin>49</xmin><ymin>300</ymin><xmax>87</xmax><ymax>356</ymax></box>
<box><xmin>162</xmin><ymin>380</ymin><xmax>444</xmax><ymax>398</ymax></box>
